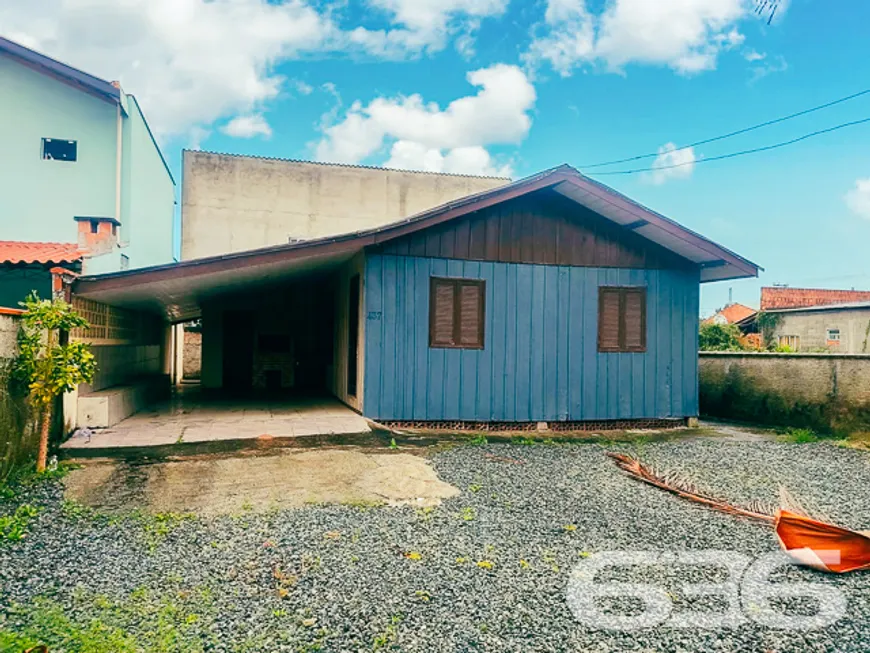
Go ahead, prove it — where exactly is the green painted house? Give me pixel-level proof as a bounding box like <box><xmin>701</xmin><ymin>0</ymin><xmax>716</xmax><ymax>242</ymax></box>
<box><xmin>0</xmin><ymin>36</ymin><xmax>175</xmax><ymax>307</ymax></box>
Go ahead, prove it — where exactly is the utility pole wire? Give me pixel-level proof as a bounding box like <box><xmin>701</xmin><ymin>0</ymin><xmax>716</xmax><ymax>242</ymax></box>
<box><xmin>586</xmin><ymin>116</ymin><xmax>870</xmax><ymax>177</ymax></box>
<box><xmin>579</xmin><ymin>88</ymin><xmax>870</xmax><ymax>170</ymax></box>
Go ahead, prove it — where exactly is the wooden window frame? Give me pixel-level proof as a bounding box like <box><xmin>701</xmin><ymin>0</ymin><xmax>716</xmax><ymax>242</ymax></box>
<box><xmin>598</xmin><ymin>286</ymin><xmax>647</xmax><ymax>353</ymax></box>
<box><xmin>429</xmin><ymin>277</ymin><xmax>486</xmax><ymax>350</ymax></box>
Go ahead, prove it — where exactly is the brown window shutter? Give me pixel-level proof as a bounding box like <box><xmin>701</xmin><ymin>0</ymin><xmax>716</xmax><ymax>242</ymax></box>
<box><xmin>598</xmin><ymin>288</ymin><xmax>622</xmax><ymax>351</ymax></box>
<box><xmin>623</xmin><ymin>288</ymin><xmax>646</xmax><ymax>351</ymax></box>
<box><xmin>458</xmin><ymin>282</ymin><xmax>484</xmax><ymax>348</ymax></box>
<box><xmin>431</xmin><ymin>279</ymin><xmax>456</xmax><ymax>346</ymax></box>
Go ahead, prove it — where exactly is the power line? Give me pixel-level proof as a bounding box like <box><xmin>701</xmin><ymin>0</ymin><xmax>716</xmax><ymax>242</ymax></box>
<box><xmin>578</xmin><ymin>88</ymin><xmax>870</xmax><ymax>170</ymax></box>
<box><xmin>587</xmin><ymin>116</ymin><xmax>870</xmax><ymax>177</ymax></box>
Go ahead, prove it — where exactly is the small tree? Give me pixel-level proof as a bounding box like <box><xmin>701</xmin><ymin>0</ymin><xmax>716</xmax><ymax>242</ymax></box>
<box><xmin>13</xmin><ymin>293</ymin><xmax>96</xmax><ymax>472</ymax></box>
<box><xmin>699</xmin><ymin>322</ymin><xmax>746</xmax><ymax>352</ymax></box>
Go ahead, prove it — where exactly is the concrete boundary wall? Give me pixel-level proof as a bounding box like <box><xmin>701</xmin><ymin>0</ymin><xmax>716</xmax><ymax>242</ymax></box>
<box><xmin>699</xmin><ymin>352</ymin><xmax>870</xmax><ymax>435</ymax></box>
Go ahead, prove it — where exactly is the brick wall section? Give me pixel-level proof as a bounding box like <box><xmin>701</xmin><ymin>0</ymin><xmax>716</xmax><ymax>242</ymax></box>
<box><xmin>761</xmin><ymin>287</ymin><xmax>870</xmax><ymax>310</ymax></box>
<box><xmin>183</xmin><ymin>330</ymin><xmax>201</xmax><ymax>379</ymax></box>
<box><xmin>699</xmin><ymin>352</ymin><xmax>870</xmax><ymax>435</ymax></box>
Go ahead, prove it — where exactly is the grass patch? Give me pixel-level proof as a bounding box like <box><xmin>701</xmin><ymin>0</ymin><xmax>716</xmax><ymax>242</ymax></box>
<box><xmin>0</xmin><ymin>588</ymin><xmax>216</xmax><ymax>653</ymax></box>
<box><xmin>778</xmin><ymin>427</ymin><xmax>842</xmax><ymax>444</ymax></box>
<box><xmin>0</xmin><ymin>503</ymin><xmax>40</xmax><ymax>543</ymax></box>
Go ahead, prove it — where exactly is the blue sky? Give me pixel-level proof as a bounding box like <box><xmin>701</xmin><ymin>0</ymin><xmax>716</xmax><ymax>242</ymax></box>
<box><xmin>5</xmin><ymin>0</ymin><xmax>870</xmax><ymax>316</ymax></box>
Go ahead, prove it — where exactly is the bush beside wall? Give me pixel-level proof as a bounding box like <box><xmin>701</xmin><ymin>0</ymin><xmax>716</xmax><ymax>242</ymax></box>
<box><xmin>699</xmin><ymin>352</ymin><xmax>870</xmax><ymax>436</ymax></box>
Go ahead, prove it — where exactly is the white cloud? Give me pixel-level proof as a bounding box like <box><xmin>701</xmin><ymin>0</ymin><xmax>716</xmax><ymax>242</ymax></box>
<box><xmin>524</xmin><ymin>0</ymin><xmax>595</xmax><ymax>77</ymax></box>
<box><xmin>749</xmin><ymin>54</ymin><xmax>788</xmax><ymax>82</ymax></box>
<box><xmin>220</xmin><ymin>114</ymin><xmax>273</xmax><ymax>139</ymax></box>
<box><xmin>316</xmin><ymin>64</ymin><xmax>534</xmax><ymax>176</ymax></box>
<box><xmin>349</xmin><ymin>0</ymin><xmax>508</xmax><ymax>58</ymax></box>
<box><xmin>845</xmin><ymin>178</ymin><xmax>870</xmax><ymax>220</ymax></box>
<box><xmin>0</xmin><ymin>0</ymin><xmax>508</xmax><ymax>141</ymax></box>
<box><xmin>526</xmin><ymin>0</ymin><xmax>781</xmax><ymax>76</ymax></box>
<box><xmin>0</xmin><ymin>0</ymin><xmax>335</xmax><ymax>138</ymax></box>
<box><xmin>743</xmin><ymin>49</ymin><xmax>766</xmax><ymax>62</ymax></box>
<box><xmin>644</xmin><ymin>142</ymin><xmax>697</xmax><ymax>185</ymax></box>
<box><xmin>385</xmin><ymin>141</ymin><xmax>512</xmax><ymax>176</ymax></box>
<box><xmin>292</xmin><ymin>80</ymin><xmax>314</xmax><ymax>96</ymax></box>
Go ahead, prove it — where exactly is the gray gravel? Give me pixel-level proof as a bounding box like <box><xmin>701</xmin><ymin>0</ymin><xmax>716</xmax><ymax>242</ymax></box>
<box><xmin>1</xmin><ymin>438</ymin><xmax>869</xmax><ymax>652</ymax></box>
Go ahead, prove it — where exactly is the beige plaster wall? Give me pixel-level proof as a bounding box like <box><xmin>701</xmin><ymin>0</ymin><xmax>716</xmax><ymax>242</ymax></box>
<box><xmin>181</xmin><ymin>151</ymin><xmax>508</xmax><ymax>260</ymax></box>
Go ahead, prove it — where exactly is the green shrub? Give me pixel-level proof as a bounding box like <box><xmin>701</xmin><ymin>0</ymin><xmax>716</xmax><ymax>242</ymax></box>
<box><xmin>699</xmin><ymin>323</ymin><xmax>746</xmax><ymax>352</ymax></box>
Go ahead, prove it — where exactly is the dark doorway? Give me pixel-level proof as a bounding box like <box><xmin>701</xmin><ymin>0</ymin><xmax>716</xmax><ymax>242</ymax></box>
<box><xmin>223</xmin><ymin>310</ymin><xmax>255</xmax><ymax>394</ymax></box>
<box><xmin>347</xmin><ymin>274</ymin><xmax>360</xmax><ymax>397</ymax></box>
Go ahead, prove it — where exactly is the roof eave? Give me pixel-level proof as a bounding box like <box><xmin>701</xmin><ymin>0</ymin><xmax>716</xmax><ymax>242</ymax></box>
<box><xmin>0</xmin><ymin>36</ymin><xmax>120</xmax><ymax>106</ymax></box>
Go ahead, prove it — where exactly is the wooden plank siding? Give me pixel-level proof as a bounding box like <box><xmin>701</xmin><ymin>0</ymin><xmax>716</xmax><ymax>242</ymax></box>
<box><xmin>376</xmin><ymin>189</ymin><xmax>694</xmax><ymax>271</ymax></box>
<box><xmin>363</xmin><ymin>254</ymin><xmax>700</xmax><ymax>422</ymax></box>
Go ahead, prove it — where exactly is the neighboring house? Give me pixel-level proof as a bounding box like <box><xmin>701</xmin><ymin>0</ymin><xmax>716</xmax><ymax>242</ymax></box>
<box><xmin>181</xmin><ymin>150</ymin><xmax>509</xmax><ymax>260</ymax></box>
<box><xmin>762</xmin><ymin>302</ymin><xmax>870</xmax><ymax>353</ymax></box>
<box><xmin>760</xmin><ymin>286</ymin><xmax>870</xmax><ymax>310</ymax></box>
<box><xmin>0</xmin><ymin>241</ymin><xmax>83</xmax><ymax>308</ymax></box>
<box><xmin>72</xmin><ymin>163</ymin><xmax>759</xmax><ymax>427</ymax></box>
<box><xmin>0</xmin><ymin>36</ymin><xmax>175</xmax><ymax>288</ymax></box>
<box><xmin>703</xmin><ymin>303</ymin><xmax>756</xmax><ymax>326</ymax></box>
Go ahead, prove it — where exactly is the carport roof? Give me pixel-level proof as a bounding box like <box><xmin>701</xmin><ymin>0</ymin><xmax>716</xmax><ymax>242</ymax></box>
<box><xmin>74</xmin><ymin>164</ymin><xmax>760</xmax><ymax>321</ymax></box>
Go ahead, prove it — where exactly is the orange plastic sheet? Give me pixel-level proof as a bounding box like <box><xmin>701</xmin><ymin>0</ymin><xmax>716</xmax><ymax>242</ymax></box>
<box><xmin>776</xmin><ymin>510</ymin><xmax>870</xmax><ymax>574</ymax></box>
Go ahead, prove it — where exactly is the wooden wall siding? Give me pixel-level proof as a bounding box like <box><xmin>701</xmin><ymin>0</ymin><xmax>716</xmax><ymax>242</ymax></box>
<box><xmin>376</xmin><ymin>190</ymin><xmax>694</xmax><ymax>271</ymax></box>
<box><xmin>363</xmin><ymin>254</ymin><xmax>699</xmax><ymax>422</ymax></box>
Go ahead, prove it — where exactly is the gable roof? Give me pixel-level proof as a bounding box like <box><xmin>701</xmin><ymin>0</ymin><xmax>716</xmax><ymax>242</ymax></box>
<box><xmin>0</xmin><ymin>241</ymin><xmax>84</xmax><ymax>265</ymax></box>
<box><xmin>760</xmin><ymin>286</ymin><xmax>870</xmax><ymax>311</ymax></box>
<box><xmin>0</xmin><ymin>37</ymin><xmax>120</xmax><ymax>105</ymax></box>
<box><xmin>73</xmin><ymin>164</ymin><xmax>760</xmax><ymax>321</ymax></box>
<box><xmin>704</xmin><ymin>303</ymin><xmax>756</xmax><ymax>324</ymax></box>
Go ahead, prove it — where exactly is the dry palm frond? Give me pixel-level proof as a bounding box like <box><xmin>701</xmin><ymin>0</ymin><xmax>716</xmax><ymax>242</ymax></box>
<box><xmin>607</xmin><ymin>453</ymin><xmax>777</xmax><ymax>524</ymax></box>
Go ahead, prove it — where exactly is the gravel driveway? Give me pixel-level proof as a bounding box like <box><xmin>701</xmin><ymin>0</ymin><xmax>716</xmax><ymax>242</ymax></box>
<box><xmin>1</xmin><ymin>438</ymin><xmax>869</xmax><ymax>652</ymax></box>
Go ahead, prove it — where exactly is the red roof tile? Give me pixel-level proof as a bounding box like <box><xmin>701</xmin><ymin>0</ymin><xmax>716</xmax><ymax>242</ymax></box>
<box><xmin>760</xmin><ymin>287</ymin><xmax>870</xmax><ymax>310</ymax></box>
<box><xmin>0</xmin><ymin>241</ymin><xmax>83</xmax><ymax>265</ymax></box>
<box><xmin>705</xmin><ymin>303</ymin><xmax>756</xmax><ymax>324</ymax></box>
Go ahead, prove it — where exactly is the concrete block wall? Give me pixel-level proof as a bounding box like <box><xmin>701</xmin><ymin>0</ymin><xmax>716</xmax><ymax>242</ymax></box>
<box><xmin>183</xmin><ymin>330</ymin><xmax>201</xmax><ymax>379</ymax></box>
<box><xmin>699</xmin><ymin>352</ymin><xmax>870</xmax><ymax>435</ymax></box>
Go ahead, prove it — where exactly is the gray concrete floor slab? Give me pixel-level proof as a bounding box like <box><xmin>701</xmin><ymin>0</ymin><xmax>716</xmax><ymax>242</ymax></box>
<box><xmin>61</xmin><ymin>387</ymin><xmax>370</xmax><ymax>451</ymax></box>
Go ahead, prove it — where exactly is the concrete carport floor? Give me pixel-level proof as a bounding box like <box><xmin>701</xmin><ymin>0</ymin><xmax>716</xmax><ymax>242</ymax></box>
<box><xmin>61</xmin><ymin>384</ymin><xmax>371</xmax><ymax>451</ymax></box>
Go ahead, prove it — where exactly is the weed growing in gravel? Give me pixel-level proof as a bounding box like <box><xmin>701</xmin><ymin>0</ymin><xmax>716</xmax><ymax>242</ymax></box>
<box><xmin>61</xmin><ymin>498</ymin><xmax>100</xmax><ymax>522</ymax></box>
<box><xmin>0</xmin><ymin>503</ymin><xmax>40</xmax><ymax>543</ymax></box>
<box><xmin>541</xmin><ymin>550</ymin><xmax>559</xmax><ymax>572</ymax></box>
<box><xmin>389</xmin><ymin>438</ymin><xmax>399</xmax><ymax>449</ymax></box>
<box><xmin>468</xmin><ymin>483</ymin><xmax>482</xmax><ymax>493</ymax></box>
<box><xmin>405</xmin><ymin>551</ymin><xmax>423</xmax><ymax>561</ymax></box>
<box><xmin>416</xmin><ymin>506</ymin><xmax>436</xmax><ymax>521</ymax></box>
<box><xmin>519</xmin><ymin>559</ymin><xmax>531</xmax><ymax>569</ymax></box>
<box><xmin>0</xmin><ymin>587</ymin><xmax>216</xmax><ymax>652</ymax></box>
<box><xmin>414</xmin><ymin>590</ymin><xmax>431</xmax><ymax>602</ymax></box>
<box><xmin>467</xmin><ymin>435</ymin><xmax>488</xmax><ymax>446</ymax></box>
<box><xmin>562</xmin><ymin>524</ymin><xmax>577</xmax><ymax>532</ymax></box>
<box><xmin>513</xmin><ymin>437</ymin><xmax>538</xmax><ymax>445</ymax></box>
<box><xmin>782</xmin><ymin>427</ymin><xmax>821</xmax><ymax>443</ymax></box>
<box><xmin>476</xmin><ymin>560</ymin><xmax>494</xmax><ymax>570</ymax></box>
<box><xmin>128</xmin><ymin>511</ymin><xmax>195</xmax><ymax>553</ymax></box>
<box><xmin>372</xmin><ymin>615</ymin><xmax>402</xmax><ymax>651</ymax></box>
<box><xmin>459</xmin><ymin>507</ymin><xmax>476</xmax><ymax>521</ymax></box>
<box><xmin>455</xmin><ymin>557</ymin><xmax>469</xmax><ymax>565</ymax></box>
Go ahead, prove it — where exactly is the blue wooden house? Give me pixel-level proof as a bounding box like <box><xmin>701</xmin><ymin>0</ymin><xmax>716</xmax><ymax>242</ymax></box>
<box><xmin>73</xmin><ymin>164</ymin><xmax>759</xmax><ymax>429</ymax></box>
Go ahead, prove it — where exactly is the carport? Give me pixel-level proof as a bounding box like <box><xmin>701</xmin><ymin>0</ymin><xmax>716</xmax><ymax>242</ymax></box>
<box><xmin>68</xmin><ymin>235</ymin><xmax>371</xmax><ymax>448</ymax></box>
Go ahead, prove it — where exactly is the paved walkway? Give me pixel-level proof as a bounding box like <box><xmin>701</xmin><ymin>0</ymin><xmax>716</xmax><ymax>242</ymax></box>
<box><xmin>64</xmin><ymin>449</ymin><xmax>459</xmax><ymax>515</ymax></box>
<box><xmin>61</xmin><ymin>393</ymin><xmax>370</xmax><ymax>451</ymax></box>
